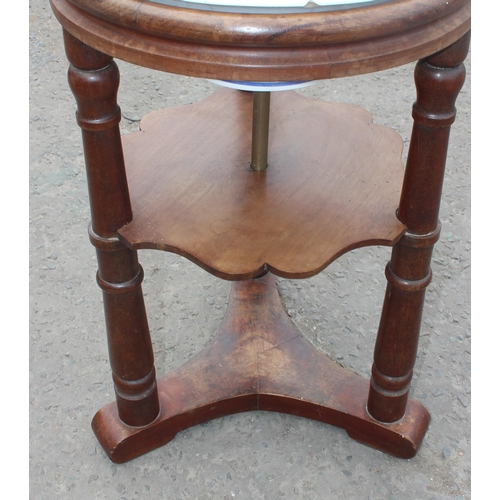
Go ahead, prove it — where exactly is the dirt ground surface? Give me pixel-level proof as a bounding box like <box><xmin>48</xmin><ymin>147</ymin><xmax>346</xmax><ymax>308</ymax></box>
<box><xmin>29</xmin><ymin>1</ymin><xmax>472</xmax><ymax>499</ymax></box>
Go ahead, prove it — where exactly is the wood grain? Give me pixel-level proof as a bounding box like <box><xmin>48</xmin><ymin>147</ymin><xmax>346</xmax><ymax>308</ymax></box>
<box><xmin>367</xmin><ymin>32</ymin><xmax>470</xmax><ymax>422</ymax></box>
<box><xmin>117</xmin><ymin>88</ymin><xmax>405</xmax><ymax>280</ymax></box>
<box><xmin>50</xmin><ymin>0</ymin><xmax>470</xmax><ymax>81</ymax></box>
<box><xmin>92</xmin><ymin>275</ymin><xmax>430</xmax><ymax>463</ymax></box>
<box><xmin>65</xmin><ymin>30</ymin><xmax>161</xmax><ymax>427</ymax></box>
<box><xmin>52</xmin><ymin>1</ymin><xmax>470</xmax><ymax>464</ymax></box>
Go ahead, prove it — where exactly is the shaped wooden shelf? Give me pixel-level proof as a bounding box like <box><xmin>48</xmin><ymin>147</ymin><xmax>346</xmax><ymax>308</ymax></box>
<box><xmin>118</xmin><ymin>88</ymin><xmax>406</xmax><ymax>280</ymax></box>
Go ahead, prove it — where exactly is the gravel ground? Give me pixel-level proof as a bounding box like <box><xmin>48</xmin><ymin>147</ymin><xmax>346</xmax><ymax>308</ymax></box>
<box><xmin>29</xmin><ymin>1</ymin><xmax>473</xmax><ymax>499</ymax></box>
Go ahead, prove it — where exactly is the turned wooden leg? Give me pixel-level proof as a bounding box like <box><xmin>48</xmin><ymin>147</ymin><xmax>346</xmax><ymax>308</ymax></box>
<box><xmin>367</xmin><ymin>32</ymin><xmax>471</xmax><ymax>423</ymax></box>
<box><xmin>64</xmin><ymin>31</ymin><xmax>160</xmax><ymax>427</ymax></box>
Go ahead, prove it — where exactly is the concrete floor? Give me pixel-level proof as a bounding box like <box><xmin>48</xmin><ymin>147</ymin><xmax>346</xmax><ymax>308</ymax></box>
<box><xmin>30</xmin><ymin>1</ymin><xmax>471</xmax><ymax>498</ymax></box>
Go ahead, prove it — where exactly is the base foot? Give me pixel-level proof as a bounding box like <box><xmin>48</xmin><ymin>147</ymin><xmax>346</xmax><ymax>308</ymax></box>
<box><xmin>92</xmin><ymin>274</ymin><xmax>430</xmax><ymax>463</ymax></box>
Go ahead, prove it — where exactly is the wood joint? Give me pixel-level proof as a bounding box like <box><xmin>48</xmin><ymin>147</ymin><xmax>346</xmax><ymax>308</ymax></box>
<box><xmin>88</xmin><ymin>223</ymin><xmax>123</xmax><ymax>251</ymax></box>
<box><xmin>96</xmin><ymin>266</ymin><xmax>144</xmax><ymax>294</ymax></box>
<box><xmin>399</xmin><ymin>224</ymin><xmax>442</xmax><ymax>249</ymax></box>
<box><xmin>385</xmin><ymin>263</ymin><xmax>432</xmax><ymax>292</ymax></box>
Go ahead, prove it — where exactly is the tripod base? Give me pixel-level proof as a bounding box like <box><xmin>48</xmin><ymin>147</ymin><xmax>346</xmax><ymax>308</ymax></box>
<box><xmin>92</xmin><ymin>274</ymin><xmax>430</xmax><ymax>463</ymax></box>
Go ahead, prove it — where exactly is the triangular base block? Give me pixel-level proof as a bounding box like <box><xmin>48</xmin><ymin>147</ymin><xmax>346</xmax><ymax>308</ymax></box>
<box><xmin>92</xmin><ymin>274</ymin><xmax>429</xmax><ymax>463</ymax></box>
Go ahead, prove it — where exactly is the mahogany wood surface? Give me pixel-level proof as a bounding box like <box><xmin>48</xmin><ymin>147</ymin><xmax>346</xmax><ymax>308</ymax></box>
<box><xmin>52</xmin><ymin>0</ymin><xmax>471</xmax><ymax>465</ymax></box>
<box><xmin>65</xmin><ymin>31</ymin><xmax>161</xmax><ymax>427</ymax></box>
<box><xmin>92</xmin><ymin>274</ymin><xmax>430</xmax><ymax>463</ymax></box>
<box><xmin>118</xmin><ymin>88</ymin><xmax>405</xmax><ymax>280</ymax></box>
<box><xmin>50</xmin><ymin>0</ymin><xmax>470</xmax><ymax>82</ymax></box>
<box><xmin>367</xmin><ymin>32</ymin><xmax>470</xmax><ymax>422</ymax></box>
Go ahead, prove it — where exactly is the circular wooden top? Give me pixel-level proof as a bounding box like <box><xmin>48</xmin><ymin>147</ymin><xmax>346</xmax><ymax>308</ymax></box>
<box><xmin>50</xmin><ymin>0</ymin><xmax>470</xmax><ymax>80</ymax></box>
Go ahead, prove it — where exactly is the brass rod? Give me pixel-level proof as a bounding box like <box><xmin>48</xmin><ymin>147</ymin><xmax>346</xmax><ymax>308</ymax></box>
<box><xmin>250</xmin><ymin>91</ymin><xmax>271</xmax><ymax>171</ymax></box>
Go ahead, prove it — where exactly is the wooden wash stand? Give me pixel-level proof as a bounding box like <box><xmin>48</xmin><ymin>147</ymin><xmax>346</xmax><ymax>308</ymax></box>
<box><xmin>49</xmin><ymin>0</ymin><xmax>471</xmax><ymax>463</ymax></box>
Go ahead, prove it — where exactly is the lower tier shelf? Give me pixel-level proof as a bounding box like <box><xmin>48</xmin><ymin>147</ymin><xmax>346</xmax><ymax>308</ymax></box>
<box><xmin>118</xmin><ymin>88</ymin><xmax>406</xmax><ymax>280</ymax></box>
<box><xmin>92</xmin><ymin>274</ymin><xmax>430</xmax><ymax>463</ymax></box>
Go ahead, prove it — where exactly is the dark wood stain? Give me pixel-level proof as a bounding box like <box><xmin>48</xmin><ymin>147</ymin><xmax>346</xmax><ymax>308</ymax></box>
<box><xmin>51</xmin><ymin>0</ymin><xmax>470</xmax><ymax>463</ymax></box>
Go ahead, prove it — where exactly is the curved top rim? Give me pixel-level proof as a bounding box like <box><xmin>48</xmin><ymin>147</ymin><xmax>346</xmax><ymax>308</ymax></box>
<box><xmin>64</xmin><ymin>0</ymin><xmax>469</xmax><ymax>47</ymax></box>
<box><xmin>51</xmin><ymin>0</ymin><xmax>470</xmax><ymax>81</ymax></box>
